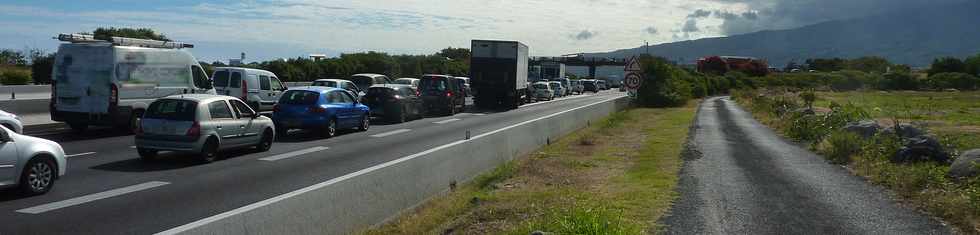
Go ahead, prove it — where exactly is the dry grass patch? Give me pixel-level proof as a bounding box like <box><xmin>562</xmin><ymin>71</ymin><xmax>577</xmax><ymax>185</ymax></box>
<box><xmin>363</xmin><ymin>104</ymin><xmax>698</xmax><ymax>235</ymax></box>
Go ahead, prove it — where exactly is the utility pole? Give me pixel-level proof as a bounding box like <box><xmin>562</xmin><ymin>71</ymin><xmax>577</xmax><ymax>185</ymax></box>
<box><xmin>645</xmin><ymin>41</ymin><xmax>649</xmax><ymax>56</ymax></box>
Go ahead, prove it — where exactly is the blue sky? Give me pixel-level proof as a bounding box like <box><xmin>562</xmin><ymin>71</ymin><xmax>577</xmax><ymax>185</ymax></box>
<box><xmin>0</xmin><ymin>0</ymin><xmax>946</xmax><ymax>63</ymax></box>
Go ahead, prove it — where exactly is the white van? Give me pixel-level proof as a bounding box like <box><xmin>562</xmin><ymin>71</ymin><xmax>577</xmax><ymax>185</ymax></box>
<box><xmin>211</xmin><ymin>67</ymin><xmax>286</xmax><ymax>112</ymax></box>
<box><xmin>50</xmin><ymin>34</ymin><xmax>214</xmax><ymax>132</ymax></box>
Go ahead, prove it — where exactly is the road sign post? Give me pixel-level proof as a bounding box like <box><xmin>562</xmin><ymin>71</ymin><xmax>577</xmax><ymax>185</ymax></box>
<box><xmin>624</xmin><ymin>56</ymin><xmax>643</xmax><ymax>97</ymax></box>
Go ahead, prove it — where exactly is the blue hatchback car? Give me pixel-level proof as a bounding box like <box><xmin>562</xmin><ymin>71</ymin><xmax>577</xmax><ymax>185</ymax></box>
<box><xmin>272</xmin><ymin>87</ymin><xmax>370</xmax><ymax>137</ymax></box>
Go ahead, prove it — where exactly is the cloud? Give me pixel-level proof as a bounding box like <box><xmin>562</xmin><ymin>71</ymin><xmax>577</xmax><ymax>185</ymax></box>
<box><xmin>644</xmin><ymin>26</ymin><xmax>659</xmax><ymax>35</ymax></box>
<box><xmin>713</xmin><ymin>11</ymin><xmax>739</xmax><ymax>20</ymax></box>
<box><xmin>687</xmin><ymin>9</ymin><xmax>712</xmax><ymax>18</ymax></box>
<box><xmin>682</xmin><ymin>19</ymin><xmax>699</xmax><ymax>33</ymax></box>
<box><xmin>573</xmin><ymin>30</ymin><xmax>598</xmax><ymax>40</ymax></box>
<box><xmin>705</xmin><ymin>0</ymin><xmax>968</xmax><ymax>35</ymax></box>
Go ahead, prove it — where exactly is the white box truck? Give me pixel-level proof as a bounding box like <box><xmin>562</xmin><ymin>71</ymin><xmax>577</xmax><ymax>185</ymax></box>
<box><xmin>470</xmin><ymin>40</ymin><xmax>529</xmax><ymax>110</ymax></box>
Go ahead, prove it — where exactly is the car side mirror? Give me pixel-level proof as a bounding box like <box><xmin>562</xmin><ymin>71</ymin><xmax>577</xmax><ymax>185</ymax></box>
<box><xmin>0</xmin><ymin>129</ymin><xmax>10</xmax><ymax>143</ymax></box>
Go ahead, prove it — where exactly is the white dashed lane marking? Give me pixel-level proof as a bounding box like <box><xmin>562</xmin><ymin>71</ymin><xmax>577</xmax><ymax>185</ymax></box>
<box><xmin>433</xmin><ymin>118</ymin><xmax>460</xmax><ymax>124</ymax></box>
<box><xmin>16</xmin><ymin>181</ymin><xmax>171</xmax><ymax>214</ymax></box>
<box><xmin>370</xmin><ymin>129</ymin><xmax>411</xmax><ymax>138</ymax></box>
<box><xmin>258</xmin><ymin>146</ymin><xmax>330</xmax><ymax>161</ymax></box>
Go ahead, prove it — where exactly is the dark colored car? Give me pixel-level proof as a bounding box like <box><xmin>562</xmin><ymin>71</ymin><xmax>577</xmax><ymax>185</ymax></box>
<box><xmin>583</xmin><ymin>80</ymin><xmax>599</xmax><ymax>93</ymax></box>
<box><xmin>272</xmin><ymin>87</ymin><xmax>370</xmax><ymax>138</ymax></box>
<box><xmin>362</xmin><ymin>85</ymin><xmax>423</xmax><ymax>123</ymax></box>
<box><xmin>420</xmin><ymin>74</ymin><xmax>466</xmax><ymax>116</ymax></box>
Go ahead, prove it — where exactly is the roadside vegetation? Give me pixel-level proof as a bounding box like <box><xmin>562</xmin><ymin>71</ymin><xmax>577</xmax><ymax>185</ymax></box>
<box><xmin>364</xmin><ymin>104</ymin><xmax>697</xmax><ymax>234</ymax></box>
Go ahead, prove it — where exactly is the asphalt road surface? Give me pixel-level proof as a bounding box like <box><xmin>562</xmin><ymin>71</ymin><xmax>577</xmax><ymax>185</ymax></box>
<box><xmin>663</xmin><ymin>97</ymin><xmax>950</xmax><ymax>234</ymax></box>
<box><xmin>0</xmin><ymin>91</ymin><xmax>621</xmax><ymax>234</ymax></box>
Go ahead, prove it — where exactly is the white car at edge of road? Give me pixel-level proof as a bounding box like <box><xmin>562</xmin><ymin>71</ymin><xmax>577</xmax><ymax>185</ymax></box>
<box><xmin>0</xmin><ymin>124</ymin><xmax>67</xmax><ymax>195</ymax></box>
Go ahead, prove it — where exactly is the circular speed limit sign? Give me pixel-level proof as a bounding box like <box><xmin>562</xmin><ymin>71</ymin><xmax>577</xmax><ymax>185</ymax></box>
<box><xmin>625</xmin><ymin>72</ymin><xmax>643</xmax><ymax>89</ymax></box>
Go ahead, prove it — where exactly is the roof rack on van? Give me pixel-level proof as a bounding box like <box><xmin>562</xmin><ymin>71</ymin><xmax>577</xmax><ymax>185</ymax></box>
<box><xmin>55</xmin><ymin>33</ymin><xmax>194</xmax><ymax>49</ymax></box>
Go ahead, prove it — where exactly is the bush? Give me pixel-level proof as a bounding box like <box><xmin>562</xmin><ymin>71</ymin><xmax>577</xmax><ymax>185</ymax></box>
<box><xmin>0</xmin><ymin>68</ymin><xmax>31</xmax><ymax>85</ymax></box>
<box><xmin>878</xmin><ymin>72</ymin><xmax>919</xmax><ymax>90</ymax></box>
<box><xmin>636</xmin><ymin>56</ymin><xmax>693</xmax><ymax>107</ymax></box>
<box><xmin>821</xmin><ymin>131</ymin><xmax>865</xmax><ymax>164</ymax></box>
<box><xmin>923</xmin><ymin>72</ymin><xmax>979</xmax><ymax>90</ymax></box>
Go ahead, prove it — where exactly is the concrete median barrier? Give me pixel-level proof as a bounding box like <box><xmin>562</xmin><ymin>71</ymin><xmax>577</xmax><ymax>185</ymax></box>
<box><xmin>163</xmin><ymin>95</ymin><xmax>630</xmax><ymax>235</ymax></box>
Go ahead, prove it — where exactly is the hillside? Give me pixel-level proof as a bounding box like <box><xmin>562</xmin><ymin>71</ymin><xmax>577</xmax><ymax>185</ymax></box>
<box><xmin>587</xmin><ymin>1</ymin><xmax>980</xmax><ymax>67</ymax></box>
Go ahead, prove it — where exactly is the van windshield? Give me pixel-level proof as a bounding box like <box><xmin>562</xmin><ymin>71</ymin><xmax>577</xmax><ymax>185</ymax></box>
<box><xmin>213</xmin><ymin>71</ymin><xmax>229</xmax><ymax>87</ymax></box>
<box><xmin>279</xmin><ymin>90</ymin><xmax>320</xmax><ymax>105</ymax></box>
<box><xmin>145</xmin><ymin>99</ymin><xmax>197</xmax><ymax>121</ymax></box>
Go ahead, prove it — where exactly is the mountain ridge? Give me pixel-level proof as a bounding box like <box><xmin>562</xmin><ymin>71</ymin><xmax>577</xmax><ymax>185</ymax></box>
<box><xmin>586</xmin><ymin>1</ymin><xmax>980</xmax><ymax>67</ymax></box>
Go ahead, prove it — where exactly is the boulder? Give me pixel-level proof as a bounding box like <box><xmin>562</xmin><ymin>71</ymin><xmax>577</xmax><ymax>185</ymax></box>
<box><xmin>843</xmin><ymin>120</ymin><xmax>880</xmax><ymax>138</ymax></box>
<box><xmin>792</xmin><ymin>107</ymin><xmax>816</xmax><ymax>116</ymax></box>
<box><xmin>948</xmin><ymin>149</ymin><xmax>980</xmax><ymax>178</ymax></box>
<box><xmin>891</xmin><ymin>135</ymin><xmax>950</xmax><ymax>163</ymax></box>
<box><xmin>882</xmin><ymin>124</ymin><xmax>925</xmax><ymax>139</ymax></box>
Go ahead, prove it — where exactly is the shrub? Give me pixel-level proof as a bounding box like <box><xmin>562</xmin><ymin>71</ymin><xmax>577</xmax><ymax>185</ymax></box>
<box><xmin>924</xmin><ymin>72</ymin><xmax>979</xmax><ymax>90</ymax></box>
<box><xmin>636</xmin><ymin>57</ymin><xmax>693</xmax><ymax>107</ymax></box>
<box><xmin>0</xmin><ymin>68</ymin><xmax>31</xmax><ymax>85</ymax></box>
<box><xmin>822</xmin><ymin>131</ymin><xmax>865</xmax><ymax>164</ymax></box>
<box><xmin>878</xmin><ymin>72</ymin><xmax>919</xmax><ymax>90</ymax></box>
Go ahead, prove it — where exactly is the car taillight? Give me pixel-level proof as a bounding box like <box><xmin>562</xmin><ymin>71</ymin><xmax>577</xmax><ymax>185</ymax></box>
<box><xmin>110</xmin><ymin>84</ymin><xmax>118</xmax><ymax>105</ymax></box>
<box><xmin>241</xmin><ymin>79</ymin><xmax>248</xmax><ymax>101</ymax></box>
<box><xmin>186</xmin><ymin>122</ymin><xmax>201</xmax><ymax>136</ymax></box>
<box><xmin>446</xmin><ymin>92</ymin><xmax>452</xmax><ymax>97</ymax></box>
<box><xmin>309</xmin><ymin>106</ymin><xmax>326</xmax><ymax>113</ymax></box>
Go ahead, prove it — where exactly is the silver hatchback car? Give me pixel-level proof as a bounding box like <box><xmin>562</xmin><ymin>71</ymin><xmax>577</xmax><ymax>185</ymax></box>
<box><xmin>135</xmin><ymin>94</ymin><xmax>276</xmax><ymax>163</ymax></box>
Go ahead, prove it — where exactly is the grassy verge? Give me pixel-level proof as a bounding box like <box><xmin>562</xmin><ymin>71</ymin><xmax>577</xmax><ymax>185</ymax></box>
<box><xmin>363</xmin><ymin>103</ymin><xmax>698</xmax><ymax>234</ymax></box>
<box><xmin>733</xmin><ymin>89</ymin><xmax>980</xmax><ymax>233</ymax></box>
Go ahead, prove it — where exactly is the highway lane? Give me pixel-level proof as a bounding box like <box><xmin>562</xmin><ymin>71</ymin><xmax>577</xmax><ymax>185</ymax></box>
<box><xmin>0</xmin><ymin>91</ymin><xmax>623</xmax><ymax>234</ymax></box>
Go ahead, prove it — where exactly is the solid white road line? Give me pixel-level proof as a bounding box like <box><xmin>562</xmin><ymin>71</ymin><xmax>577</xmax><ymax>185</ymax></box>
<box><xmin>258</xmin><ymin>146</ymin><xmax>330</xmax><ymax>161</ymax></box>
<box><xmin>65</xmin><ymin>152</ymin><xmax>96</xmax><ymax>158</ymax></box>
<box><xmin>472</xmin><ymin>113</ymin><xmax>486</xmax><ymax>116</ymax></box>
<box><xmin>370</xmin><ymin>129</ymin><xmax>411</xmax><ymax>138</ymax></box>
<box><xmin>16</xmin><ymin>181</ymin><xmax>170</xmax><ymax>214</ymax></box>
<box><xmin>154</xmin><ymin>94</ymin><xmax>627</xmax><ymax>235</ymax></box>
<box><xmin>433</xmin><ymin>118</ymin><xmax>460</xmax><ymax>124</ymax></box>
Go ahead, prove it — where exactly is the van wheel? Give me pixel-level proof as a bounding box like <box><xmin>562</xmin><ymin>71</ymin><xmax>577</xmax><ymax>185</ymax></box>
<box><xmin>19</xmin><ymin>156</ymin><xmax>56</xmax><ymax>195</ymax></box>
<box><xmin>67</xmin><ymin>122</ymin><xmax>88</xmax><ymax>132</ymax></box>
<box><xmin>255</xmin><ymin>129</ymin><xmax>273</xmax><ymax>152</ymax></box>
<box><xmin>138</xmin><ymin>148</ymin><xmax>158</xmax><ymax>161</ymax></box>
<box><xmin>199</xmin><ymin>138</ymin><xmax>219</xmax><ymax>163</ymax></box>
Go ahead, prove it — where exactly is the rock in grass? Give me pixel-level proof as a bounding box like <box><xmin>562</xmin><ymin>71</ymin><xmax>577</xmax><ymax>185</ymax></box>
<box><xmin>891</xmin><ymin>135</ymin><xmax>950</xmax><ymax>163</ymax></box>
<box><xmin>882</xmin><ymin>124</ymin><xmax>925</xmax><ymax>139</ymax></box>
<box><xmin>949</xmin><ymin>149</ymin><xmax>980</xmax><ymax>178</ymax></box>
<box><xmin>530</xmin><ymin>231</ymin><xmax>553</xmax><ymax>235</ymax></box>
<box><xmin>843</xmin><ymin>120</ymin><xmax>880</xmax><ymax>138</ymax></box>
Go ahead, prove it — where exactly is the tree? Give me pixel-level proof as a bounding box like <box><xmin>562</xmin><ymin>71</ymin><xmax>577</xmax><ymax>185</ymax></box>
<box><xmin>929</xmin><ymin>57</ymin><xmax>966</xmax><ymax>76</ymax></box>
<box><xmin>30</xmin><ymin>53</ymin><xmax>55</xmax><ymax>84</ymax></box>
<box><xmin>846</xmin><ymin>56</ymin><xmax>891</xmax><ymax>74</ymax></box>
<box><xmin>92</xmin><ymin>27</ymin><xmax>169</xmax><ymax>41</ymax></box>
<box><xmin>964</xmin><ymin>54</ymin><xmax>980</xmax><ymax>76</ymax></box>
<box><xmin>436</xmin><ymin>47</ymin><xmax>470</xmax><ymax>61</ymax></box>
<box><xmin>806</xmin><ymin>58</ymin><xmax>846</xmax><ymax>72</ymax></box>
<box><xmin>0</xmin><ymin>49</ymin><xmax>26</xmax><ymax>66</ymax></box>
